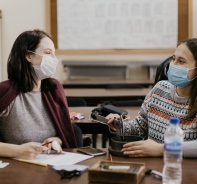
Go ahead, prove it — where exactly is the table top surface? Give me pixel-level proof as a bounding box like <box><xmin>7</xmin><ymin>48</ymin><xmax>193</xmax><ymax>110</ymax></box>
<box><xmin>62</xmin><ymin>58</ymin><xmax>163</xmax><ymax>66</ymax></box>
<box><xmin>62</xmin><ymin>79</ymin><xmax>154</xmax><ymax>85</ymax></box>
<box><xmin>0</xmin><ymin>148</ymin><xmax>196</xmax><ymax>184</ymax></box>
<box><xmin>65</xmin><ymin>88</ymin><xmax>151</xmax><ymax>98</ymax></box>
<box><xmin>61</xmin><ymin>79</ymin><xmax>154</xmax><ymax>88</ymax></box>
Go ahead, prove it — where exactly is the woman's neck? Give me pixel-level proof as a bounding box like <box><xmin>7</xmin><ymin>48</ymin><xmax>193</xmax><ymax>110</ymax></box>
<box><xmin>176</xmin><ymin>83</ymin><xmax>192</xmax><ymax>97</ymax></box>
<box><xmin>33</xmin><ymin>80</ymin><xmax>41</xmax><ymax>91</ymax></box>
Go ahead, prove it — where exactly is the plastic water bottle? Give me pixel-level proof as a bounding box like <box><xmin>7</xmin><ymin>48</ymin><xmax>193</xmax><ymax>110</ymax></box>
<box><xmin>162</xmin><ymin>117</ymin><xmax>183</xmax><ymax>184</ymax></box>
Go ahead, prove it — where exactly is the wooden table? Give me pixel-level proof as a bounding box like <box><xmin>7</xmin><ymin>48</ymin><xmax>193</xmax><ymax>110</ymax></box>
<box><xmin>0</xmin><ymin>149</ymin><xmax>196</xmax><ymax>184</ymax></box>
<box><xmin>62</xmin><ymin>79</ymin><xmax>154</xmax><ymax>88</ymax></box>
<box><xmin>65</xmin><ymin>88</ymin><xmax>151</xmax><ymax>106</ymax></box>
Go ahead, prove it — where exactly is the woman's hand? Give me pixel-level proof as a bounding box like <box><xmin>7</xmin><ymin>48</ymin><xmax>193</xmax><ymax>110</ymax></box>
<box><xmin>42</xmin><ymin>137</ymin><xmax>62</xmax><ymax>154</ymax></box>
<box><xmin>106</xmin><ymin>113</ymin><xmax>120</xmax><ymax>131</ymax></box>
<box><xmin>15</xmin><ymin>142</ymin><xmax>45</xmax><ymax>160</ymax></box>
<box><xmin>121</xmin><ymin>139</ymin><xmax>164</xmax><ymax>157</ymax></box>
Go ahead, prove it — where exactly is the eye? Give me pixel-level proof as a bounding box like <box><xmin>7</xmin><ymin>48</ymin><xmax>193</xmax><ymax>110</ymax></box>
<box><xmin>179</xmin><ymin>59</ymin><xmax>185</xmax><ymax>64</ymax></box>
<box><xmin>45</xmin><ymin>51</ymin><xmax>51</xmax><ymax>55</ymax></box>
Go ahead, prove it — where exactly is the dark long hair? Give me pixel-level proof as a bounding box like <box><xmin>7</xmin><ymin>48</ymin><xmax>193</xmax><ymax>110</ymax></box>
<box><xmin>179</xmin><ymin>38</ymin><xmax>197</xmax><ymax>118</ymax></box>
<box><xmin>7</xmin><ymin>29</ymin><xmax>56</xmax><ymax>92</ymax></box>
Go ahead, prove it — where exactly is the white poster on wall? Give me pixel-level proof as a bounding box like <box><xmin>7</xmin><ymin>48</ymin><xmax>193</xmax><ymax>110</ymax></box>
<box><xmin>57</xmin><ymin>0</ymin><xmax>178</xmax><ymax>49</ymax></box>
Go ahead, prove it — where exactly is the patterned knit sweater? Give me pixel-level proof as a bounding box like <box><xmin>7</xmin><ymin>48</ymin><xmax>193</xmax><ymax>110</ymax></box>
<box><xmin>124</xmin><ymin>80</ymin><xmax>197</xmax><ymax>157</ymax></box>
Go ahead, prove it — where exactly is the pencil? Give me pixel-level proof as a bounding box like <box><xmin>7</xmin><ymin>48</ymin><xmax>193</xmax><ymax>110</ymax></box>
<box><xmin>18</xmin><ymin>159</ymin><xmax>47</xmax><ymax>167</ymax></box>
<box><xmin>110</xmin><ymin>154</ymin><xmax>113</xmax><ymax>162</ymax></box>
<box><xmin>42</xmin><ymin>141</ymin><xmax>53</xmax><ymax>146</ymax></box>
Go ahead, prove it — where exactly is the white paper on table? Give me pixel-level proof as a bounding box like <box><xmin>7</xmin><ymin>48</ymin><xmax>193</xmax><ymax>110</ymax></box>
<box><xmin>0</xmin><ymin>160</ymin><xmax>9</xmax><ymax>168</ymax></box>
<box><xmin>28</xmin><ymin>152</ymin><xmax>93</xmax><ymax>166</ymax></box>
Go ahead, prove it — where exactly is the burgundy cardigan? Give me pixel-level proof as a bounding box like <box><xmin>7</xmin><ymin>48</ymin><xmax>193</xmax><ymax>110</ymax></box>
<box><xmin>0</xmin><ymin>79</ymin><xmax>77</xmax><ymax>148</ymax></box>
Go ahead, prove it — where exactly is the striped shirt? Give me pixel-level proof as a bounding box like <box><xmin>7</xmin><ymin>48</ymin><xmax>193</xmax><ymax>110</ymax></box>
<box><xmin>124</xmin><ymin>80</ymin><xmax>197</xmax><ymax>157</ymax></box>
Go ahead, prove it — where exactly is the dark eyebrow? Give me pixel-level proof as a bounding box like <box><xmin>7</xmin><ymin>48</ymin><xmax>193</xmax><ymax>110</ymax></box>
<box><xmin>178</xmin><ymin>57</ymin><xmax>187</xmax><ymax>60</ymax></box>
<box><xmin>173</xmin><ymin>54</ymin><xmax>186</xmax><ymax>60</ymax></box>
<box><xmin>44</xmin><ymin>48</ymin><xmax>52</xmax><ymax>51</ymax></box>
<box><xmin>44</xmin><ymin>48</ymin><xmax>55</xmax><ymax>53</ymax></box>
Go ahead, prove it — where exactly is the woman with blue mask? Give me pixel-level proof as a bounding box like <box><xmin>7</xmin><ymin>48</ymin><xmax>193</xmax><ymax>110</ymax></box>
<box><xmin>0</xmin><ymin>30</ymin><xmax>77</xmax><ymax>160</ymax></box>
<box><xmin>107</xmin><ymin>38</ymin><xmax>197</xmax><ymax>158</ymax></box>
<box><xmin>167</xmin><ymin>46</ymin><xmax>197</xmax><ymax>88</ymax></box>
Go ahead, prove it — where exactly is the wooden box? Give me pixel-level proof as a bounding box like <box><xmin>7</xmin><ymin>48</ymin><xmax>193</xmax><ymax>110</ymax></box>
<box><xmin>88</xmin><ymin>160</ymin><xmax>145</xmax><ymax>184</ymax></box>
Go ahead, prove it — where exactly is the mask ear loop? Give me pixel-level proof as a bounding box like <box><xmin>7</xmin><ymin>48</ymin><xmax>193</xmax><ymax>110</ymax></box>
<box><xmin>188</xmin><ymin>67</ymin><xmax>197</xmax><ymax>81</ymax></box>
<box><xmin>187</xmin><ymin>67</ymin><xmax>197</xmax><ymax>81</ymax></box>
<box><xmin>27</xmin><ymin>50</ymin><xmax>43</xmax><ymax>57</ymax></box>
<box><xmin>28</xmin><ymin>50</ymin><xmax>57</xmax><ymax>60</ymax></box>
<box><xmin>27</xmin><ymin>50</ymin><xmax>45</xmax><ymax>67</ymax></box>
<box><xmin>188</xmin><ymin>66</ymin><xmax>197</xmax><ymax>70</ymax></box>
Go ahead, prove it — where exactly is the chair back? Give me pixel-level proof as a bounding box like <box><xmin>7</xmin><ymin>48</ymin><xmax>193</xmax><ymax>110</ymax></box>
<box><xmin>67</xmin><ymin>97</ymin><xmax>90</xmax><ymax>147</ymax></box>
<box><xmin>72</xmin><ymin>123</ymin><xmax>83</xmax><ymax>147</ymax></box>
<box><xmin>154</xmin><ymin>56</ymin><xmax>172</xmax><ymax>85</ymax></box>
<box><xmin>67</xmin><ymin>97</ymin><xmax>87</xmax><ymax>107</ymax></box>
<box><xmin>112</xmin><ymin>99</ymin><xmax>143</xmax><ymax>107</ymax></box>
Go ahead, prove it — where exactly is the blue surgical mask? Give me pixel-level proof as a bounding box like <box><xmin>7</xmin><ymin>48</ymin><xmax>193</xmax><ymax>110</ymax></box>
<box><xmin>167</xmin><ymin>63</ymin><xmax>196</xmax><ymax>87</ymax></box>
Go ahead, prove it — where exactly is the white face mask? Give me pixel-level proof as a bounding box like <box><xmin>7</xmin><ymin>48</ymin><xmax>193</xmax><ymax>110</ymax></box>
<box><xmin>28</xmin><ymin>51</ymin><xmax>58</xmax><ymax>80</ymax></box>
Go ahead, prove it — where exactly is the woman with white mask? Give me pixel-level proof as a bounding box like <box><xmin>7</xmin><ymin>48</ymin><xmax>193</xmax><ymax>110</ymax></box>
<box><xmin>107</xmin><ymin>38</ymin><xmax>197</xmax><ymax>158</ymax></box>
<box><xmin>0</xmin><ymin>30</ymin><xmax>77</xmax><ymax>159</ymax></box>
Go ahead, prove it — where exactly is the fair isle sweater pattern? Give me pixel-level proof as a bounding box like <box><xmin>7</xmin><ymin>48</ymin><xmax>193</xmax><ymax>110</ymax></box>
<box><xmin>124</xmin><ymin>80</ymin><xmax>197</xmax><ymax>143</ymax></box>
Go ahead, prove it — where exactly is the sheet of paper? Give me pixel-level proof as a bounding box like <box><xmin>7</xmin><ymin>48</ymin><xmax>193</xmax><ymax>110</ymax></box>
<box><xmin>26</xmin><ymin>152</ymin><xmax>93</xmax><ymax>166</ymax></box>
<box><xmin>57</xmin><ymin>0</ymin><xmax>178</xmax><ymax>49</ymax></box>
<box><xmin>0</xmin><ymin>160</ymin><xmax>9</xmax><ymax>169</ymax></box>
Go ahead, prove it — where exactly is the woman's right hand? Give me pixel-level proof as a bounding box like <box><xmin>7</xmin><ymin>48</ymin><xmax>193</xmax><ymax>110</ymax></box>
<box><xmin>106</xmin><ymin>113</ymin><xmax>120</xmax><ymax>131</ymax></box>
<box><xmin>15</xmin><ymin>142</ymin><xmax>47</xmax><ymax>160</ymax></box>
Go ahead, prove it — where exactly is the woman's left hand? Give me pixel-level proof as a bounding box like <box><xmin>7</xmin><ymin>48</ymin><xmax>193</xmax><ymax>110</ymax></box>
<box><xmin>121</xmin><ymin>139</ymin><xmax>164</xmax><ymax>157</ymax></box>
<box><xmin>42</xmin><ymin>137</ymin><xmax>62</xmax><ymax>154</ymax></box>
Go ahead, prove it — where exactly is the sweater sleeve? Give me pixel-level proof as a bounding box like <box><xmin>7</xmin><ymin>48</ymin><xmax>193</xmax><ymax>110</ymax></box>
<box><xmin>124</xmin><ymin>88</ymin><xmax>154</xmax><ymax>139</ymax></box>
<box><xmin>0</xmin><ymin>80</ymin><xmax>19</xmax><ymax>113</ymax></box>
<box><xmin>42</xmin><ymin>78</ymin><xmax>77</xmax><ymax>148</ymax></box>
<box><xmin>183</xmin><ymin>141</ymin><xmax>197</xmax><ymax>158</ymax></box>
<box><xmin>0</xmin><ymin>101</ymin><xmax>15</xmax><ymax>117</ymax></box>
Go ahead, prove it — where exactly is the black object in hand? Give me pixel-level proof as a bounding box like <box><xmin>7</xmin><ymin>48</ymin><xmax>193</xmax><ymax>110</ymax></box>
<box><xmin>58</xmin><ymin>169</ymin><xmax>81</xmax><ymax>179</ymax></box>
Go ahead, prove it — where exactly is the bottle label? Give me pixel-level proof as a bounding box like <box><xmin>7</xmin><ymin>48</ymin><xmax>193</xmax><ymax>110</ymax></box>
<box><xmin>164</xmin><ymin>142</ymin><xmax>182</xmax><ymax>155</ymax></box>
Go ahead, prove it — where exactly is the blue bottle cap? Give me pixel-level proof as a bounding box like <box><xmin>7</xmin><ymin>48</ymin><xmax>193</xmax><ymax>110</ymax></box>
<box><xmin>170</xmin><ymin>117</ymin><xmax>179</xmax><ymax>125</ymax></box>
